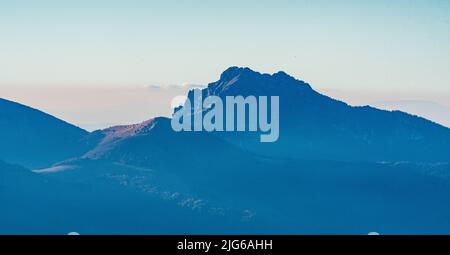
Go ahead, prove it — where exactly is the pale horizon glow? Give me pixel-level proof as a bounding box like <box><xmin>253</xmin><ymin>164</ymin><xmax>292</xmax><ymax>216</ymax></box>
<box><xmin>1</xmin><ymin>83</ymin><xmax>450</xmax><ymax>131</ymax></box>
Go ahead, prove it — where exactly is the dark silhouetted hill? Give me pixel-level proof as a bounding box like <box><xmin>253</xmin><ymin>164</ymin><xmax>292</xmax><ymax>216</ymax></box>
<box><xmin>0</xmin><ymin>98</ymin><xmax>100</xmax><ymax>168</ymax></box>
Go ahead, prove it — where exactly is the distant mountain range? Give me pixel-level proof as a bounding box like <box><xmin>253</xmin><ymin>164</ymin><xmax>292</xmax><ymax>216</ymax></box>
<box><xmin>1</xmin><ymin>67</ymin><xmax>450</xmax><ymax>234</ymax></box>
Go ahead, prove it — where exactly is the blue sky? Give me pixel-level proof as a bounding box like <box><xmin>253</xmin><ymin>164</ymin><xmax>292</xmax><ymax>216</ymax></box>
<box><xmin>0</xmin><ymin>0</ymin><xmax>449</xmax><ymax>129</ymax></box>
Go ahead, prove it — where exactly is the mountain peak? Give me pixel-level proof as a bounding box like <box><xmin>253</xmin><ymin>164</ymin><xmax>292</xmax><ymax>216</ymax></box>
<box><xmin>219</xmin><ymin>67</ymin><xmax>296</xmax><ymax>82</ymax></box>
<box><xmin>219</xmin><ymin>66</ymin><xmax>256</xmax><ymax>80</ymax></box>
<box><xmin>206</xmin><ymin>67</ymin><xmax>312</xmax><ymax>96</ymax></box>
<box><xmin>272</xmin><ymin>70</ymin><xmax>294</xmax><ymax>80</ymax></box>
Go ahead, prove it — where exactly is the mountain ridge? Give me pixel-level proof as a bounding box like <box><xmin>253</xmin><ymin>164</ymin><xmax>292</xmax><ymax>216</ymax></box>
<box><xmin>0</xmin><ymin>98</ymin><xmax>98</xmax><ymax>168</ymax></box>
<box><xmin>176</xmin><ymin>67</ymin><xmax>450</xmax><ymax>163</ymax></box>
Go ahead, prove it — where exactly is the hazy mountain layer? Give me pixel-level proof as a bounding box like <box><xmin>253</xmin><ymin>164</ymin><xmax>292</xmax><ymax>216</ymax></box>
<box><xmin>0</xmin><ymin>98</ymin><xmax>100</xmax><ymax>168</ymax></box>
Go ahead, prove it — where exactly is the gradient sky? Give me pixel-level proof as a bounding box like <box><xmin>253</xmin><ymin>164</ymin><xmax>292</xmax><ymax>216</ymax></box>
<box><xmin>1</xmin><ymin>0</ymin><xmax>449</xmax><ymax>129</ymax></box>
